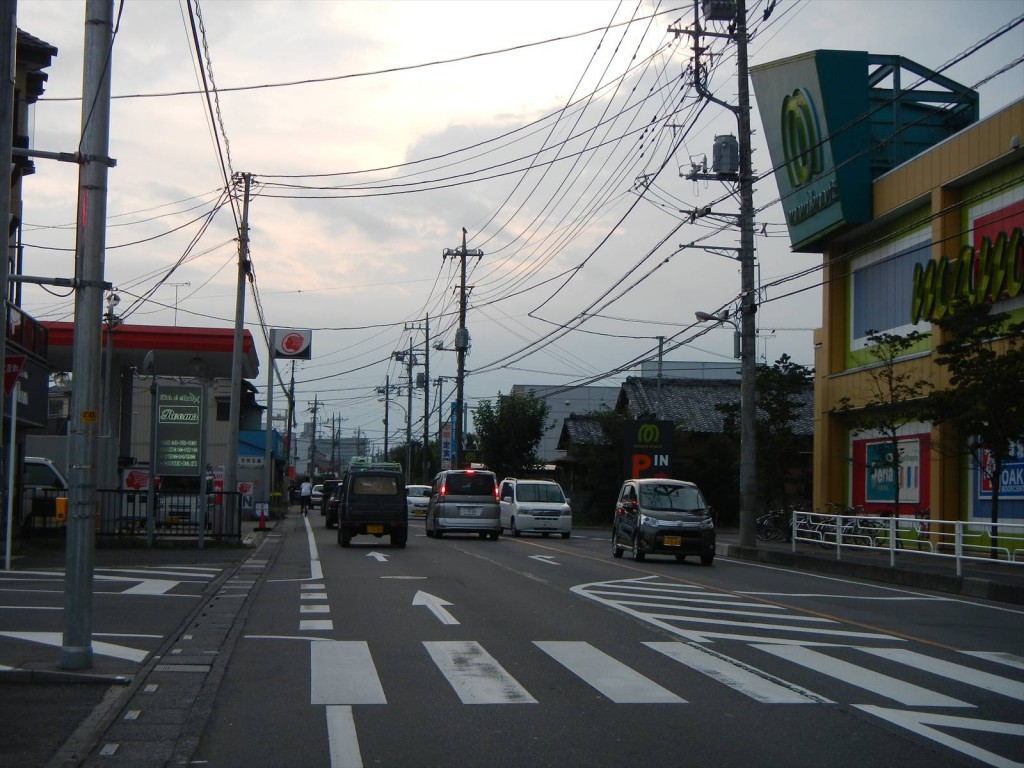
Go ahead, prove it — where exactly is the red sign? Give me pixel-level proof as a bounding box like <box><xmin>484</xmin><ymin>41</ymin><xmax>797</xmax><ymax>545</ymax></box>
<box><xmin>4</xmin><ymin>355</ymin><xmax>26</xmax><ymax>397</ymax></box>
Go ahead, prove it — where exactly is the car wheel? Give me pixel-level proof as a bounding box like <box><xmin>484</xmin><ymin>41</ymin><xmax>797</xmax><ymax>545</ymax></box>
<box><xmin>611</xmin><ymin>528</ymin><xmax>623</xmax><ymax>558</ymax></box>
<box><xmin>700</xmin><ymin>552</ymin><xmax>715</xmax><ymax>566</ymax></box>
<box><xmin>561</xmin><ymin>531</ymin><xmax>570</xmax><ymax>540</ymax></box>
<box><xmin>675</xmin><ymin>554</ymin><xmax>687</xmax><ymax>562</ymax></box>
<box><xmin>339</xmin><ymin>531</ymin><xmax>351</xmax><ymax>548</ymax></box>
<box><xmin>479</xmin><ymin>532</ymin><xmax>487</xmax><ymax>539</ymax></box>
<box><xmin>511</xmin><ymin>518</ymin><xmax>521</xmax><ymax>537</ymax></box>
<box><xmin>435</xmin><ymin>529</ymin><xmax>443</xmax><ymax>539</ymax></box>
<box><xmin>632</xmin><ymin>535</ymin><xmax>645</xmax><ymax>562</ymax></box>
<box><xmin>542</xmin><ymin>532</ymin><xmax>550</xmax><ymax>538</ymax></box>
<box><xmin>392</xmin><ymin>531</ymin><xmax>407</xmax><ymax>548</ymax></box>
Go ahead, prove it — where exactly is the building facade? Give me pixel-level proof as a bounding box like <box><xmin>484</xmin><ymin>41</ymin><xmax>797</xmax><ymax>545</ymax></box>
<box><xmin>752</xmin><ymin>51</ymin><xmax>1023</xmax><ymax>538</ymax></box>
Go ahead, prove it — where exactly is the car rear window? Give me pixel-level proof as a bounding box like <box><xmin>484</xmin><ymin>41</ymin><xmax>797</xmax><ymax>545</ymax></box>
<box><xmin>446</xmin><ymin>473</ymin><xmax>495</xmax><ymax>496</ymax></box>
<box><xmin>352</xmin><ymin>475</ymin><xmax>400</xmax><ymax>496</ymax></box>
<box><xmin>517</xmin><ymin>483</ymin><xmax>564</xmax><ymax>503</ymax></box>
<box><xmin>407</xmin><ymin>486</ymin><xmax>431</xmax><ymax>498</ymax></box>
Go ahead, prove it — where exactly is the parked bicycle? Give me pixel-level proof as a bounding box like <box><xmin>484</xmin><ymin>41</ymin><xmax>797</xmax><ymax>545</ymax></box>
<box><xmin>756</xmin><ymin>508</ymin><xmax>792</xmax><ymax>542</ymax></box>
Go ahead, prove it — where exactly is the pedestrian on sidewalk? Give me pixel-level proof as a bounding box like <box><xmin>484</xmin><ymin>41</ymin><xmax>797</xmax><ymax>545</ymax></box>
<box><xmin>300</xmin><ymin>477</ymin><xmax>313</xmax><ymax>516</ymax></box>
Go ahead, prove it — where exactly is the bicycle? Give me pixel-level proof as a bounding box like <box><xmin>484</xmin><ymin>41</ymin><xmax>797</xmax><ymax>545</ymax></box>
<box><xmin>756</xmin><ymin>508</ymin><xmax>792</xmax><ymax>542</ymax></box>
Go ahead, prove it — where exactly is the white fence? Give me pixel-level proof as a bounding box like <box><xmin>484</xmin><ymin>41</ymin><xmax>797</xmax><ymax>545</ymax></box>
<box><xmin>791</xmin><ymin>510</ymin><xmax>1024</xmax><ymax>576</ymax></box>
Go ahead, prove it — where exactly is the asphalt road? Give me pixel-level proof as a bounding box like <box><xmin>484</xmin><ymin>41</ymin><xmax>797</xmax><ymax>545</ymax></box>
<box><xmin>186</xmin><ymin>517</ymin><xmax>1024</xmax><ymax>768</ymax></box>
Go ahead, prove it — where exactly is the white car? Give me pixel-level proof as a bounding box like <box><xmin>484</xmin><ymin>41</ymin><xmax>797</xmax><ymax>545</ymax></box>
<box><xmin>406</xmin><ymin>484</ymin><xmax>431</xmax><ymax>517</ymax></box>
<box><xmin>499</xmin><ymin>478</ymin><xmax>572</xmax><ymax>539</ymax></box>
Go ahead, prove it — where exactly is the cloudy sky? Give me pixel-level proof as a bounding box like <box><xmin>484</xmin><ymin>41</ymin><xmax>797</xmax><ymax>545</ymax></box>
<box><xmin>15</xmin><ymin>0</ymin><xmax>1024</xmax><ymax>450</ymax></box>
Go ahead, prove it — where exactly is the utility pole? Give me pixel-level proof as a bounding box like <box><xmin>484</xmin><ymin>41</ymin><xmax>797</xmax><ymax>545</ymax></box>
<box><xmin>167</xmin><ymin>281</ymin><xmax>190</xmax><ymax>325</ymax></box>
<box><xmin>286</xmin><ymin>361</ymin><xmax>295</xmax><ymax>486</ymax></box>
<box><xmin>422</xmin><ymin>315</ymin><xmax>430</xmax><ymax>482</ymax></box>
<box><xmin>442</xmin><ymin>229</ymin><xmax>482</xmax><ymax>470</ymax></box>
<box><xmin>381</xmin><ymin>376</ymin><xmax>390</xmax><ymax>457</ymax></box>
<box><xmin>674</xmin><ymin>0</ymin><xmax>758</xmax><ymax>550</ymax></box>
<box><xmin>0</xmin><ymin>2</ymin><xmax>15</xmax><ymax>500</ymax></box>
<box><xmin>224</xmin><ymin>172</ymin><xmax>250</xmax><ymax>535</ymax></box>
<box><xmin>62</xmin><ymin>0</ymin><xmax>115</xmax><ymax>671</ymax></box>
<box><xmin>308</xmin><ymin>394</ymin><xmax>319</xmax><ymax>477</ymax></box>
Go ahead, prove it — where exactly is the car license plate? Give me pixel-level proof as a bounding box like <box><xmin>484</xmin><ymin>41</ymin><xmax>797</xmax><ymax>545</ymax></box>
<box><xmin>461</xmin><ymin>506</ymin><xmax>482</xmax><ymax>517</ymax></box>
<box><xmin>663</xmin><ymin>535</ymin><xmax>682</xmax><ymax>547</ymax></box>
<box><xmin>366</xmin><ymin>524</ymin><xmax>384</xmax><ymax>534</ymax></box>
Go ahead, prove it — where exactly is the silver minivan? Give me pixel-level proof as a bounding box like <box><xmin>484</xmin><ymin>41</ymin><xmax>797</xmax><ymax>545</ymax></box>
<box><xmin>425</xmin><ymin>469</ymin><xmax>500</xmax><ymax>540</ymax></box>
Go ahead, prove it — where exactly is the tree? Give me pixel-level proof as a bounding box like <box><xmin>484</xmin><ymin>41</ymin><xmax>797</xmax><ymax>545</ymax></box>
<box><xmin>719</xmin><ymin>355</ymin><xmax>814</xmax><ymax>511</ymax></box>
<box><xmin>473</xmin><ymin>392</ymin><xmax>550</xmax><ymax>480</ymax></box>
<box><xmin>834</xmin><ymin>330</ymin><xmax>932</xmax><ymax>514</ymax></box>
<box><xmin>926</xmin><ymin>300</ymin><xmax>1024</xmax><ymax>552</ymax></box>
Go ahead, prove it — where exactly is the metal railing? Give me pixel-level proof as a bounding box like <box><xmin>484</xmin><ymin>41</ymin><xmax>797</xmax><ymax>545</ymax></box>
<box><xmin>792</xmin><ymin>509</ymin><xmax>1024</xmax><ymax>576</ymax></box>
<box><xmin>16</xmin><ymin>489</ymin><xmax>243</xmax><ymax>542</ymax></box>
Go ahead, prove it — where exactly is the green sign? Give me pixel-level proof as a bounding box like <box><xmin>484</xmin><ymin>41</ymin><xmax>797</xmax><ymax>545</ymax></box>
<box><xmin>751</xmin><ymin>50</ymin><xmax>872</xmax><ymax>251</ymax></box>
<box><xmin>155</xmin><ymin>384</ymin><xmax>203</xmax><ymax>476</ymax></box>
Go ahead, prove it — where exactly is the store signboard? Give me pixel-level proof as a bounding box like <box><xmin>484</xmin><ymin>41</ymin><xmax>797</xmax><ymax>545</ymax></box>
<box><xmin>751</xmin><ymin>50</ymin><xmax>873</xmax><ymax>252</ymax></box>
<box><xmin>155</xmin><ymin>384</ymin><xmax>203</xmax><ymax>476</ymax></box>
<box><xmin>623</xmin><ymin>420</ymin><xmax>673</xmax><ymax>479</ymax></box>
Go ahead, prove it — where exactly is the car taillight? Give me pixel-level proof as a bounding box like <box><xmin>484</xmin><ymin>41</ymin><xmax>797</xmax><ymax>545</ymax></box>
<box><xmin>493</xmin><ymin>484</ymin><xmax>500</xmax><ymax>502</ymax></box>
<box><xmin>439</xmin><ymin>483</ymin><xmax>447</xmax><ymax>497</ymax></box>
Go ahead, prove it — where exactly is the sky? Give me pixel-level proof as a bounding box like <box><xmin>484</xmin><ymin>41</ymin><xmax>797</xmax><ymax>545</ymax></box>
<box><xmin>14</xmin><ymin>0</ymin><xmax>1024</xmax><ymax>452</ymax></box>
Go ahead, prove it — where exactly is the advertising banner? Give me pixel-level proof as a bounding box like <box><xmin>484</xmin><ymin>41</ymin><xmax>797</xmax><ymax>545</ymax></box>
<box><xmin>851</xmin><ymin>432</ymin><xmax>928</xmax><ymax>513</ymax></box>
<box><xmin>155</xmin><ymin>384</ymin><xmax>203</xmax><ymax>476</ymax></box>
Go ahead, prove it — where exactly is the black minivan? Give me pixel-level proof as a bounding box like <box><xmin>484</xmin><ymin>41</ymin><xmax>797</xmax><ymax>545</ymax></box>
<box><xmin>337</xmin><ymin>468</ymin><xmax>407</xmax><ymax>548</ymax></box>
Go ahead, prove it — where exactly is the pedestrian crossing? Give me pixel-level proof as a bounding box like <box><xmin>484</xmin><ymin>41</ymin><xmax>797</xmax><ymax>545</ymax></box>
<box><xmin>306</xmin><ymin>636</ymin><xmax>1024</xmax><ymax>710</ymax></box>
<box><xmin>572</xmin><ymin>575</ymin><xmax>901</xmax><ymax>645</ymax></box>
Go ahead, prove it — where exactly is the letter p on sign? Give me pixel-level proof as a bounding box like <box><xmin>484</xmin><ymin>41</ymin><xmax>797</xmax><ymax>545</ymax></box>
<box><xmin>632</xmin><ymin>454</ymin><xmax>652</xmax><ymax>477</ymax></box>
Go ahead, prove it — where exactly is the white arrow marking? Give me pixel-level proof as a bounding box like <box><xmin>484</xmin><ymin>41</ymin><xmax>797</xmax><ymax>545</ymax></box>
<box><xmin>412</xmin><ymin>591</ymin><xmax>459</xmax><ymax>625</ymax></box>
<box><xmin>856</xmin><ymin>706</ymin><xmax>1024</xmax><ymax>768</ymax></box>
<box><xmin>366</xmin><ymin>551</ymin><xmax>389</xmax><ymax>562</ymax></box>
<box><xmin>529</xmin><ymin>555</ymin><xmax>560</xmax><ymax>566</ymax></box>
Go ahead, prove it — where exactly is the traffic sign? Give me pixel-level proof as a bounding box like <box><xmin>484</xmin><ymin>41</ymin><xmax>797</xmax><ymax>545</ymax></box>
<box><xmin>4</xmin><ymin>355</ymin><xmax>25</xmax><ymax>397</ymax></box>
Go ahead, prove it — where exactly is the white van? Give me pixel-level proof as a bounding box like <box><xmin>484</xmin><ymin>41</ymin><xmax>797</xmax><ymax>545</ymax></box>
<box><xmin>21</xmin><ymin>457</ymin><xmax>70</xmax><ymax>528</ymax></box>
<box><xmin>499</xmin><ymin>478</ymin><xmax>572</xmax><ymax>539</ymax></box>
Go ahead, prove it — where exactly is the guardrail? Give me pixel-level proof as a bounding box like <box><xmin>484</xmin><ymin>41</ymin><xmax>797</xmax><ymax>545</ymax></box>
<box><xmin>791</xmin><ymin>510</ymin><xmax>1024</xmax><ymax>576</ymax></box>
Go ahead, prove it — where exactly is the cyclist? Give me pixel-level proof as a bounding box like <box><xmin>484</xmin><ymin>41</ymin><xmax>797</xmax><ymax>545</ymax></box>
<box><xmin>299</xmin><ymin>477</ymin><xmax>313</xmax><ymax>516</ymax></box>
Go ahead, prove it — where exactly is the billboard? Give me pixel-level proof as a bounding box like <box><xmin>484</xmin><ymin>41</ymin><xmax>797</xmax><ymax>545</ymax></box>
<box><xmin>155</xmin><ymin>384</ymin><xmax>203</xmax><ymax>476</ymax></box>
<box><xmin>623</xmin><ymin>420</ymin><xmax>673</xmax><ymax>479</ymax></box>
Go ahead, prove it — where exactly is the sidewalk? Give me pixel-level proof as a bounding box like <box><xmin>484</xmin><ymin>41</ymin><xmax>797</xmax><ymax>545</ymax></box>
<box><xmin>715</xmin><ymin>529</ymin><xmax>1024</xmax><ymax>605</ymax></box>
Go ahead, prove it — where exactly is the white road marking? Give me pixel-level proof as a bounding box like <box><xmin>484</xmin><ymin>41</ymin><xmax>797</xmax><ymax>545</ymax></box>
<box><xmin>366</xmin><ymin>552</ymin><xmax>389</xmax><ymax>562</ymax></box>
<box><xmin>962</xmin><ymin>651</ymin><xmax>1024</xmax><ymax>671</ymax></box>
<box><xmin>311</xmin><ymin>641</ymin><xmax>386</xmax><ymax>705</ymax></box>
<box><xmin>858</xmin><ymin>647</ymin><xmax>1024</xmax><ymax>701</ymax></box>
<box><xmin>528</xmin><ymin>555</ymin><xmax>560</xmax><ymax>566</ymax></box>
<box><xmin>122</xmin><ymin>579</ymin><xmax>180</xmax><ymax>595</ymax></box>
<box><xmin>300</xmin><ymin>605</ymin><xmax>330</xmax><ymax>614</ymax></box>
<box><xmin>609</xmin><ymin>598</ymin><xmax>831</xmax><ymax>622</ymax></box>
<box><xmin>326</xmin><ymin>705</ymin><xmax>364</xmax><ymax>768</ymax></box>
<box><xmin>856</xmin><ymin>706</ymin><xmax>1024</xmax><ymax>768</ymax></box>
<box><xmin>301</xmin><ymin>592</ymin><xmax>328</xmax><ymax>600</ymax></box>
<box><xmin>424</xmin><ymin>641</ymin><xmax>536</xmax><ymax>704</ymax></box>
<box><xmin>644</xmin><ymin>642</ymin><xmax>829</xmax><ymax>704</ymax></box>
<box><xmin>299</xmin><ymin>620</ymin><xmax>334</xmax><ymax>631</ymax></box>
<box><xmin>755</xmin><ymin>644</ymin><xmax>971</xmax><ymax>707</ymax></box>
<box><xmin>535</xmin><ymin>641</ymin><xmax>684</xmax><ymax>703</ymax></box>
<box><xmin>412</xmin><ymin>591</ymin><xmax>459</xmax><ymax>625</ymax></box>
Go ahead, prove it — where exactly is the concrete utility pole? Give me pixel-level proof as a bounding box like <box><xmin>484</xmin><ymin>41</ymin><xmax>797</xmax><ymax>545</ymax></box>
<box><xmin>0</xmin><ymin>3</ymin><xmax>15</xmax><ymax>490</ymax></box>
<box><xmin>422</xmin><ymin>315</ymin><xmax>430</xmax><ymax>482</ymax></box>
<box><xmin>62</xmin><ymin>0</ymin><xmax>115</xmax><ymax>671</ymax></box>
<box><xmin>225</xmin><ymin>172</ymin><xmax>251</xmax><ymax>530</ymax></box>
<box><xmin>308</xmin><ymin>394</ymin><xmax>319</xmax><ymax>476</ymax></box>
<box><xmin>442</xmin><ymin>229</ymin><xmax>482</xmax><ymax>470</ymax></box>
<box><xmin>672</xmin><ymin>0</ymin><xmax>758</xmax><ymax>550</ymax></box>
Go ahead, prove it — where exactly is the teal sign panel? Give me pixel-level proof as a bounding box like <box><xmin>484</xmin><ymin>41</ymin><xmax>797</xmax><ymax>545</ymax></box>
<box><xmin>751</xmin><ymin>50</ymin><xmax>873</xmax><ymax>252</ymax></box>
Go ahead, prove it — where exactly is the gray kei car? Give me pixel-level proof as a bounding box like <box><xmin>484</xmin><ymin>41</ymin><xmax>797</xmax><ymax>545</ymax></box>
<box><xmin>611</xmin><ymin>478</ymin><xmax>715</xmax><ymax>565</ymax></box>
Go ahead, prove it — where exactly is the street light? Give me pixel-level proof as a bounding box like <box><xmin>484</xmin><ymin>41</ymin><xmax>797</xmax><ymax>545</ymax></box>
<box><xmin>695</xmin><ymin>310</ymin><xmax>740</xmax><ymax>359</ymax></box>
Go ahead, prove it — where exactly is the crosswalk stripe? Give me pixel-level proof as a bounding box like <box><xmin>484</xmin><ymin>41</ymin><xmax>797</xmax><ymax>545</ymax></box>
<box><xmin>962</xmin><ymin>651</ymin><xmax>1024</xmax><ymax>672</ymax></box>
<box><xmin>311</xmin><ymin>641</ymin><xmax>387</xmax><ymax>705</ymax></box>
<box><xmin>424</xmin><ymin>641</ymin><xmax>536</xmax><ymax>704</ymax></box>
<box><xmin>644</xmin><ymin>642</ymin><xmax>829</xmax><ymax>704</ymax></box>
<box><xmin>858</xmin><ymin>647</ymin><xmax>1024</xmax><ymax>701</ymax></box>
<box><xmin>535</xmin><ymin>641</ymin><xmax>685</xmax><ymax>704</ymax></box>
<box><xmin>754</xmin><ymin>644</ymin><xmax>972</xmax><ymax>707</ymax></box>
